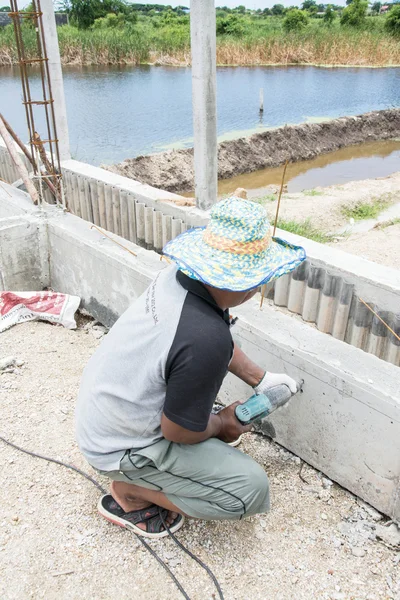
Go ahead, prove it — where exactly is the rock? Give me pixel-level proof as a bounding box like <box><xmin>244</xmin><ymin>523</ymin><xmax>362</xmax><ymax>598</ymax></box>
<box><xmin>260</xmin><ymin>519</ymin><xmax>267</xmax><ymax>528</ymax></box>
<box><xmin>15</xmin><ymin>359</ymin><xmax>24</xmax><ymax>367</ymax></box>
<box><xmin>357</xmin><ymin>500</ymin><xmax>383</xmax><ymax>522</ymax></box>
<box><xmin>91</xmin><ymin>327</ymin><xmax>107</xmax><ymax>339</ymax></box>
<box><xmin>233</xmin><ymin>187</ymin><xmax>248</xmax><ymax>199</ymax></box>
<box><xmin>322</xmin><ymin>478</ymin><xmax>333</xmax><ymax>488</ymax></box>
<box><xmin>321</xmin><ymin>513</ymin><xmax>328</xmax><ymax>520</ymax></box>
<box><xmin>351</xmin><ymin>547</ymin><xmax>366</xmax><ymax>557</ymax></box>
<box><xmin>375</xmin><ymin>523</ymin><xmax>400</xmax><ymax>548</ymax></box>
<box><xmin>0</xmin><ymin>357</ymin><xmax>16</xmax><ymax>371</ymax></box>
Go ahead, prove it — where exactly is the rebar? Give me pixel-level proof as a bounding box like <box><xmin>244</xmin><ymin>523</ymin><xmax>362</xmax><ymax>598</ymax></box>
<box><xmin>8</xmin><ymin>0</ymin><xmax>64</xmax><ymax>205</ymax></box>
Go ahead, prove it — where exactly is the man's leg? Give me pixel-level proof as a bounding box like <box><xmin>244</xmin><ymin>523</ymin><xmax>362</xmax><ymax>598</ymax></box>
<box><xmin>104</xmin><ymin>437</ymin><xmax>270</xmax><ymax>522</ymax></box>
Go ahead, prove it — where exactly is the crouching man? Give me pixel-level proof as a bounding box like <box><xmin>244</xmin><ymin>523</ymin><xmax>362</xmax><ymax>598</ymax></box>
<box><xmin>75</xmin><ymin>197</ymin><xmax>305</xmax><ymax>538</ymax></box>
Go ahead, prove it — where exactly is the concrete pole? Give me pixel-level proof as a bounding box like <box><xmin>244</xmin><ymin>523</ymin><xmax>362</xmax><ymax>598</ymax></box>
<box><xmin>190</xmin><ymin>0</ymin><xmax>217</xmax><ymax>211</ymax></box>
<box><xmin>40</xmin><ymin>0</ymin><xmax>71</xmax><ymax>161</ymax></box>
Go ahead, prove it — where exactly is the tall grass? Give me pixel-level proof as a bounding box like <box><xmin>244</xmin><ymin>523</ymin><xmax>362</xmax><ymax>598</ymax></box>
<box><xmin>0</xmin><ymin>16</ymin><xmax>399</xmax><ymax>67</ymax></box>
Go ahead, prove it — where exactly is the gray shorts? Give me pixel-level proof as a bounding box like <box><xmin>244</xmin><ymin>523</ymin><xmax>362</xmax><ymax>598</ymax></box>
<box><xmin>96</xmin><ymin>438</ymin><xmax>270</xmax><ymax>521</ymax></box>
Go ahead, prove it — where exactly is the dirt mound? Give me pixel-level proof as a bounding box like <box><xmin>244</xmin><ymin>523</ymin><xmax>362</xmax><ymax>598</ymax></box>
<box><xmin>104</xmin><ymin>108</ymin><xmax>400</xmax><ymax>193</ymax></box>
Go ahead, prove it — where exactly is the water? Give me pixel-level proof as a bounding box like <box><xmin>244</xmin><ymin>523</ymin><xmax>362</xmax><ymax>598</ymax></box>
<box><xmin>1</xmin><ymin>65</ymin><xmax>399</xmax><ymax>165</ymax></box>
<box><xmin>216</xmin><ymin>140</ymin><xmax>400</xmax><ymax>197</ymax></box>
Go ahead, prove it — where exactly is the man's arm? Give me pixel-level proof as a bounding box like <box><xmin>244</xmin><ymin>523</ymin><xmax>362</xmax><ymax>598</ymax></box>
<box><xmin>228</xmin><ymin>342</ymin><xmax>264</xmax><ymax>387</ymax></box>
<box><xmin>161</xmin><ymin>403</ymin><xmax>252</xmax><ymax>445</ymax></box>
<box><xmin>228</xmin><ymin>342</ymin><xmax>297</xmax><ymax>393</ymax></box>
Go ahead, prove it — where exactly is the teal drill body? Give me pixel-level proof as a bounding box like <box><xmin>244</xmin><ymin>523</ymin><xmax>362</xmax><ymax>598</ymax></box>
<box><xmin>234</xmin><ymin>382</ymin><xmax>301</xmax><ymax>425</ymax></box>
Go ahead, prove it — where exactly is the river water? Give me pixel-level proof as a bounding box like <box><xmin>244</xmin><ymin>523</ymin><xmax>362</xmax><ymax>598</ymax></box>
<box><xmin>1</xmin><ymin>65</ymin><xmax>399</xmax><ymax>165</ymax></box>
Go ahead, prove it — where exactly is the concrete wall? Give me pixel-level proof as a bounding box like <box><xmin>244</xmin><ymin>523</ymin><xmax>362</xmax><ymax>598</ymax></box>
<box><xmin>47</xmin><ymin>207</ymin><xmax>164</xmax><ymax>327</ymax></box>
<box><xmin>0</xmin><ymin>215</ymin><xmax>49</xmax><ymax>291</ymax></box>
<box><xmin>219</xmin><ymin>300</ymin><xmax>400</xmax><ymax>521</ymax></box>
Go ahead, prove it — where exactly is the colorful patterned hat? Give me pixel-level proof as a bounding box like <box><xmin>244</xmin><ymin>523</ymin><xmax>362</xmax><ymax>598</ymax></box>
<box><xmin>163</xmin><ymin>197</ymin><xmax>306</xmax><ymax>292</ymax></box>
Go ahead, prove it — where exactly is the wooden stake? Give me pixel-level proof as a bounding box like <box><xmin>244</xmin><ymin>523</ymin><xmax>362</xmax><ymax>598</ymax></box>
<box><xmin>259</xmin><ymin>88</ymin><xmax>264</xmax><ymax>113</ymax></box>
<box><xmin>0</xmin><ymin>114</ymin><xmax>39</xmax><ymax>205</ymax></box>
<box><xmin>273</xmin><ymin>159</ymin><xmax>289</xmax><ymax>237</ymax></box>
<box><xmin>0</xmin><ymin>114</ymin><xmax>59</xmax><ymax>200</ymax></box>
<box><xmin>260</xmin><ymin>159</ymin><xmax>289</xmax><ymax>309</ymax></box>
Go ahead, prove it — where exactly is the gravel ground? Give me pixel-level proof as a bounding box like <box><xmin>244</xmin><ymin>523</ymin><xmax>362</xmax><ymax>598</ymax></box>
<box><xmin>0</xmin><ymin>320</ymin><xmax>399</xmax><ymax>600</ymax></box>
<box><xmin>330</xmin><ymin>223</ymin><xmax>400</xmax><ymax>270</ymax></box>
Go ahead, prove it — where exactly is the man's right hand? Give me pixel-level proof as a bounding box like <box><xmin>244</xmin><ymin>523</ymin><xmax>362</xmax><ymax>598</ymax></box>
<box><xmin>216</xmin><ymin>402</ymin><xmax>253</xmax><ymax>443</ymax></box>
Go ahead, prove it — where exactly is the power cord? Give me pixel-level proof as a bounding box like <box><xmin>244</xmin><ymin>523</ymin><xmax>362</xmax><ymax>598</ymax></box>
<box><xmin>0</xmin><ymin>435</ymin><xmax>224</xmax><ymax>600</ymax></box>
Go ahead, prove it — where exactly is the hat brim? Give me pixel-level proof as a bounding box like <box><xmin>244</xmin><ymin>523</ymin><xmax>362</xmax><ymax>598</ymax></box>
<box><xmin>163</xmin><ymin>227</ymin><xmax>306</xmax><ymax>292</ymax></box>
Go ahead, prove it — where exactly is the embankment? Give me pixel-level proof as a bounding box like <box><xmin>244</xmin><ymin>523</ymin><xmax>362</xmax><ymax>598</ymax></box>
<box><xmin>105</xmin><ymin>108</ymin><xmax>400</xmax><ymax>192</ymax></box>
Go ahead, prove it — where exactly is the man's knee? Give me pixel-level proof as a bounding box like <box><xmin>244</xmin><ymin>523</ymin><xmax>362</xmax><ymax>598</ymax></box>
<box><xmin>241</xmin><ymin>460</ymin><xmax>270</xmax><ymax>517</ymax></box>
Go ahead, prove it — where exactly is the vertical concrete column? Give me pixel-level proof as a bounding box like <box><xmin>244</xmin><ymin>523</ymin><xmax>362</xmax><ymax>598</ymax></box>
<box><xmin>40</xmin><ymin>0</ymin><xmax>71</xmax><ymax>161</ymax></box>
<box><xmin>190</xmin><ymin>0</ymin><xmax>218</xmax><ymax>210</ymax></box>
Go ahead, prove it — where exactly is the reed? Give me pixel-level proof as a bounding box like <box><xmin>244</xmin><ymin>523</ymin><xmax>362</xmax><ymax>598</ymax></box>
<box><xmin>0</xmin><ymin>22</ymin><xmax>399</xmax><ymax>68</ymax></box>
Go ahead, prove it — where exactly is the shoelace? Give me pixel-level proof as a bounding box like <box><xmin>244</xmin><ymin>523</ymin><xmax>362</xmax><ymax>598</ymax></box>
<box><xmin>0</xmin><ymin>434</ymin><xmax>224</xmax><ymax>600</ymax></box>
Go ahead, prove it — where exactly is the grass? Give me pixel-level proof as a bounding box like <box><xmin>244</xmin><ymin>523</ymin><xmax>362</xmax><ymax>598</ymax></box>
<box><xmin>252</xmin><ymin>193</ymin><xmax>277</xmax><ymax>203</ymax></box>
<box><xmin>303</xmin><ymin>189</ymin><xmax>323</xmax><ymax>196</ymax></box>
<box><xmin>341</xmin><ymin>197</ymin><xmax>393</xmax><ymax>220</ymax></box>
<box><xmin>1</xmin><ymin>15</ymin><xmax>399</xmax><ymax>67</ymax></box>
<box><xmin>276</xmin><ymin>218</ymin><xmax>333</xmax><ymax>243</ymax></box>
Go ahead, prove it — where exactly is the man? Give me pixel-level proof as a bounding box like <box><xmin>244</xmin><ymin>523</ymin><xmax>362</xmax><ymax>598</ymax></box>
<box><xmin>76</xmin><ymin>197</ymin><xmax>306</xmax><ymax>539</ymax></box>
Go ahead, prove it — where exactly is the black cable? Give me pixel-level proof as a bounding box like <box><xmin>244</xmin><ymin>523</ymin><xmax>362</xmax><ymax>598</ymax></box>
<box><xmin>0</xmin><ymin>435</ymin><xmax>224</xmax><ymax>600</ymax></box>
<box><xmin>159</xmin><ymin>508</ymin><xmax>225</xmax><ymax>600</ymax></box>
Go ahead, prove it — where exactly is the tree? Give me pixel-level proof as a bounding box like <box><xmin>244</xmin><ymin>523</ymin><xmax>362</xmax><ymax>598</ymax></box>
<box><xmin>234</xmin><ymin>5</ymin><xmax>246</xmax><ymax>13</ymax></box>
<box><xmin>385</xmin><ymin>5</ymin><xmax>400</xmax><ymax>35</ymax></box>
<box><xmin>271</xmin><ymin>3</ymin><xmax>285</xmax><ymax>15</ymax></box>
<box><xmin>340</xmin><ymin>0</ymin><xmax>367</xmax><ymax>26</ymax></box>
<box><xmin>324</xmin><ymin>4</ymin><xmax>337</xmax><ymax>24</ymax></box>
<box><xmin>371</xmin><ymin>1</ymin><xmax>381</xmax><ymax>14</ymax></box>
<box><xmin>0</xmin><ymin>5</ymin><xmax>11</xmax><ymax>11</ymax></box>
<box><xmin>64</xmin><ymin>0</ymin><xmax>136</xmax><ymax>29</ymax></box>
<box><xmin>283</xmin><ymin>8</ymin><xmax>309</xmax><ymax>30</ymax></box>
<box><xmin>301</xmin><ymin>0</ymin><xmax>316</xmax><ymax>10</ymax></box>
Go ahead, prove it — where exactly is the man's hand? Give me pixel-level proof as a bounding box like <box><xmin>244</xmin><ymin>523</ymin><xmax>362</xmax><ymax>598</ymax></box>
<box><xmin>216</xmin><ymin>402</ymin><xmax>253</xmax><ymax>443</ymax></box>
<box><xmin>254</xmin><ymin>372</ymin><xmax>297</xmax><ymax>395</ymax></box>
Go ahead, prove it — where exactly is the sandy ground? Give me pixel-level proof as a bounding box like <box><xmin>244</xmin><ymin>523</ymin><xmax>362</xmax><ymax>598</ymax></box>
<box><xmin>1</xmin><ymin>320</ymin><xmax>399</xmax><ymax>600</ymax></box>
<box><xmin>329</xmin><ymin>223</ymin><xmax>400</xmax><ymax>270</ymax></box>
<box><xmin>104</xmin><ymin>109</ymin><xmax>400</xmax><ymax>193</ymax></box>
<box><xmin>265</xmin><ymin>172</ymin><xmax>400</xmax><ymax>233</ymax></box>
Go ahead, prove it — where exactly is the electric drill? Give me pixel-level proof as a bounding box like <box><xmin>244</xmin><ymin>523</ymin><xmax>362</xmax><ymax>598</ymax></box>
<box><xmin>235</xmin><ymin>380</ymin><xmax>303</xmax><ymax>425</ymax></box>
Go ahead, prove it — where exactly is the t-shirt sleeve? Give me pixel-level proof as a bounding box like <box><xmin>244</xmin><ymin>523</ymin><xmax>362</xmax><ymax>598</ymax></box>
<box><xmin>164</xmin><ymin>325</ymin><xmax>233</xmax><ymax>432</ymax></box>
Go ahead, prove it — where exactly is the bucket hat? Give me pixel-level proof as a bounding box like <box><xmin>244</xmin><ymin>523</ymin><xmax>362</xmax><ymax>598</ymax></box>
<box><xmin>163</xmin><ymin>197</ymin><xmax>306</xmax><ymax>291</ymax></box>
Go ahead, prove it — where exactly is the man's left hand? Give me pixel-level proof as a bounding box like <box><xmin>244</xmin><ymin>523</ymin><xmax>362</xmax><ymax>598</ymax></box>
<box><xmin>254</xmin><ymin>372</ymin><xmax>297</xmax><ymax>395</ymax></box>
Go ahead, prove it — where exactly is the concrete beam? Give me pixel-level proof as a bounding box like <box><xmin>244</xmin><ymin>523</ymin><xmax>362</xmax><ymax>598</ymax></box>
<box><xmin>190</xmin><ymin>0</ymin><xmax>218</xmax><ymax>210</ymax></box>
<box><xmin>219</xmin><ymin>299</ymin><xmax>400</xmax><ymax>521</ymax></box>
<box><xmin>40</xmin><ymin>0</ymin><xmax>71</xmax><ymax>161</ymax></box>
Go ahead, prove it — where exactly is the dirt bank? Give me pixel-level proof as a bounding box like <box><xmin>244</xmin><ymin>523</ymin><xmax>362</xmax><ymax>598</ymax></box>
<box><xmin>105</xmin><ymin>108</ymin><xmax>400</xmax><ymax>193</ymax></box>
<box><xmin>1</xmin><ymin>320</ymin><xmax>399</xmax><ymax>600</ymax></box>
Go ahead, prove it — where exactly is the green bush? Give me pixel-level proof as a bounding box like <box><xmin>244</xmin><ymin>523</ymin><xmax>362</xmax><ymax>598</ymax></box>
<box><xmin>340</xmin><ymin>0</ymin><xmax>368</xmax><ymax>27</ymax></box>
<box><xmin>324</xmin><ymin>5</ymin><xmax>337</xmax><ymax>25</ymax></box>
<box><xmin>385</xmin><ymin>5</ymin><xmax>400</xmax><ymax>36</ymax></box>
<box><xmin>283</xmin><ymin>8</ymin><xmax>309</xmax><ymax>31</ymax></box>
<box><xmin>216</xmin><ymin>14</ymin><xmax>245</xmax><ymax>36</ymax></box>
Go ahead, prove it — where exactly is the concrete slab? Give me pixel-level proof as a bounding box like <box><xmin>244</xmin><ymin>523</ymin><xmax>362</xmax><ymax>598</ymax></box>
<box><xmin>0</xmin><ymin>182</ymin><xmax>37</xmax><ymax>219</ymax></box>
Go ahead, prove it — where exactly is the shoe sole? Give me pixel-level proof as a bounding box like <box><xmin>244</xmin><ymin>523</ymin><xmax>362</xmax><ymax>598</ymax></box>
<box><xmin>97</xmin><ymin>496</ymin><xmax>185</xmax><ymax>539</ymax></box>
<box><xmin>228</xmin><ymin>434</ymin><xmax>243</xmax><ymax>447</ymax></box>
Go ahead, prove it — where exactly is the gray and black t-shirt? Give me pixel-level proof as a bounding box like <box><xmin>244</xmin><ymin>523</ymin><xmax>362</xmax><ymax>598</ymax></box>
<box><xmin>75</xmin><ymin>265</ymin><xmax>233</xmax><ymax>470</ymax></box>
